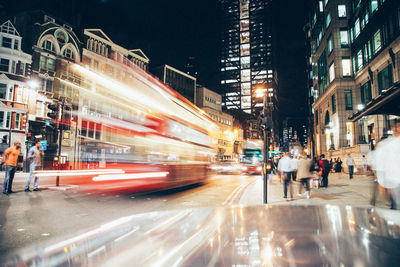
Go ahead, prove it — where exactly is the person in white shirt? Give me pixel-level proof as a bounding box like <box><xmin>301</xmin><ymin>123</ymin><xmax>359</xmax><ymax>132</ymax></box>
<box><xmin>370</xmin><ymin>122</ymin><xmax>400</xmax><ymax>209</ymax></box>
<box><xmin>346</xmin><ymin>154</ymin><xmax>355</xmax><ymax>179</ymax></box>
<box><xmin>277</xmin><ymin>152</ymin><xmax>294</xmax><ymax>200</ymax></box>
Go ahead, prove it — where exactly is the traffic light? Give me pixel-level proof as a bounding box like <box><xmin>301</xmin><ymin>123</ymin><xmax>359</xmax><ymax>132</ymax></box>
<box><xmin>61</xmin><ymin>105</ymin><xmax>71</xmax><ymax>130</ymax></box>
<box><xmin>47</xmin><ymin>103</ymin><xmax>59</xmax><ymax>126</ymax></box>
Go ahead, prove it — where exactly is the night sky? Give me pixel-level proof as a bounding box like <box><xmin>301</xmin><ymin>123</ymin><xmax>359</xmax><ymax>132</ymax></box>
<box><xmin>1</xmin><ymin>0</ymin><xmax>310</xmax><ymax>124</ymax></box>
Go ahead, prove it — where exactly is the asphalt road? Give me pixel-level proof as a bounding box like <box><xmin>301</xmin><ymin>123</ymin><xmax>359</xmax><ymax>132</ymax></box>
<box><xmin>0</xmin><ymin>173</ymin><xmax>256</xmax><ymax>262</ymax></box>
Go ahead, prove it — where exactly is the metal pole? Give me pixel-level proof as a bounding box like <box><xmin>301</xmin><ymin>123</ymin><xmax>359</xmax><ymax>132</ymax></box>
<box><xmin>263</xmin><ymin>94</ymin><xmax>269</xmax><ymax>204</ymax></box>
<box><xmin>8</xmin><ymin>111</ymin><xmax>14</xmax><ymax>147</ymax></box>
<box><xmin>56</xmin><ymin>99</ymin><xmax>65</xmax><ymax>186</ymax></box>
<box><xmin>263</xmin><ymin>127</ymin><xmax>268</xmax><ymax>204</ymax></box>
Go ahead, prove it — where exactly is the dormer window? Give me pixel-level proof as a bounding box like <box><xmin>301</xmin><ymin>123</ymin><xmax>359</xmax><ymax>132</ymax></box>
<box><xmin>42</xmin><ymin>39</ymin><xmax>55</xmax><ymax>52</ymax></box>
<box><xmin>2</xmin><ymin>37</ymin><xmax>12</xmax><ymax>48</ymax></box>
<box><xmin>13</xmin><ymin>39</ymin><xmax>19</xmax><ymax>50</ymax></box>
<box><xmin>63</xmin><ymin>48</ymin><xmax>74</xmax><ymax>59</ymax></box>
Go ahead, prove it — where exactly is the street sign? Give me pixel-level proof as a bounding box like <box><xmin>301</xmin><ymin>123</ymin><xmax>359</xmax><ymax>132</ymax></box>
<box><xmin>40</xmin><ymin>140</ymin><xmax>47</xmax><ymax>151</ymax></box>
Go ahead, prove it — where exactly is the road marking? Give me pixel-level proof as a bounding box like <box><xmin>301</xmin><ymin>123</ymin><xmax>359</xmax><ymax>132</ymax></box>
<box><xmin>17</xmin><ymin>228</ymin><xmax>25</xmax><ymax>232</ymax></box>
<box><xmin>41</xmin><ymin>233</ymin><xmax>50</xmax><ymax>236</ymax></box>
<box><xmin>48</xmin><ymin>185</ymin><xmax>79</xmax><ymax>191</ymax></box>
<box><xmin>223</xmin><ymin>179</ymin><xmax>255</xmax><ymax>206</ymax></box>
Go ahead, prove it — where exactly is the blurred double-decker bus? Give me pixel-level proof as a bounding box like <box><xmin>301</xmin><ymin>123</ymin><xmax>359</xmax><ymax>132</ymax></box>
<box><xmin>40</xmin><ymin>61</ymin><xmax>219</xmax><ymax>193</ymax></box>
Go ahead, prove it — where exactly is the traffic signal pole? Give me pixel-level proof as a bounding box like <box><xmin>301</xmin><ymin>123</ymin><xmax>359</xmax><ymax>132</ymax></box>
<box><xmin>56</xmin><ymin>99</ymin><xmax>65</xmax><ymax>187</ymax></box>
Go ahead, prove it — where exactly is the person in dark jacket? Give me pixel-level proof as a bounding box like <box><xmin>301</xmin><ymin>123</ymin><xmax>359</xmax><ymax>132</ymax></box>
<box><xmin>319</xmin><ymin>154</ymin><xmax>330</xmax><ymax>188</ymax></box>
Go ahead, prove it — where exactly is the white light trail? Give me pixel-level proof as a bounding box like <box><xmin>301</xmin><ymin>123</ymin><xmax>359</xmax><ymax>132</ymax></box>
<box><xmin>92</xmin><ymin>172</ymin><xmax>169</xmax><ymax>182</ymax></box>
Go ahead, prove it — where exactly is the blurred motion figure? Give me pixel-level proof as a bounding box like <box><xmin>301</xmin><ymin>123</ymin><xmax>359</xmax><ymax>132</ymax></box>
<box><xmin>25</xmin><ymin>141</ymin><xmax>44</xmax><ymax>192</ymax></box>
<box><xmin>296</xmin><ymin>155</ymin><xmax>313</xmax><ymax>198</ymax></box>
<box><xmin>370</xmin><ymin>122</ymin><xmax>400</xmax><ymax>209</ymax></box>
<box><xmin>277</xmin><ymin>152</ymin><xmax>293</xmax><ymax>200</ymax></box>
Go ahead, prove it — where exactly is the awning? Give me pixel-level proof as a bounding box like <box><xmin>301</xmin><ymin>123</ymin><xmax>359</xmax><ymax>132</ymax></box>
<box><xmin>349</xmin><ymin>82</ymin><xmax>400</xmax><ymax>122</ymax></box>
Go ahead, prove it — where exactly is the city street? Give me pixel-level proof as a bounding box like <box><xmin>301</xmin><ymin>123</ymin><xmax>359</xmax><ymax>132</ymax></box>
<box><xmin>0</xmin><ymin>171</ymin><xmax>390</xmax><ymax>262</ymax></box>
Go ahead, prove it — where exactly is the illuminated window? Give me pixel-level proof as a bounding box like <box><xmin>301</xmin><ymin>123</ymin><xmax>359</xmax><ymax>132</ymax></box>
<box><xmin>326</xmin><ymin>12</ymin><xmax>331</xmax><ymax>28</ymax></box>
<box><xmin>241</xmin><ymin>56</ymin><xmax>250</xmax><ymax>68</ymax></box>
<box><xmin>240</xmin><ymin>44</ymin><xmax>250</xmax><ymax>56</ymax></box>
<box><xmin>338</xmin><ymin>5</ymin><xmax>346</xmax><ymax>17</ymax></box>
<box><xmin>327</xmin><ymin>35</ymin><xmax>333</xmax><ymax>54</ymax></box>
<box><xmin>241</xmin><ymin>69</ymin><xmax>250</xmax><ymax>82</ymax></box>
<box><xmin>373</xmin><ymin>29</ymin><xmax>381</xmax><ymax>53</ymax></box>
<box><xmin>240</xmin><ymin>32</ymin><xmax>250</xmax><ymax>43</ymax></box>
<box><xmin>356</xmin><ymin>50</ymin><xmax>363</xmax><ymax>70</ymax></box>
<box><xmin>240</xmin><ymin>19</ymin><xmax>249</xmax><ymax>31</ymax></box>
<box><xmin>354</xmin><ymin>19</ymin><xmax>360</xmax><ymax>38</ymax></box>
<box><xmin>340</xmin><ymin>30</ymin><xmax>349</xmax><ymax>47</ymax></box>
<box><xmin>342</xmin><ymin>58</ymin><xmax>351</xmax><ymax>76</ymax></box>
<box><xmin>370</xmin><ymin>0</ymin><xmax>378</xmax><ymax>13</ymax></box>
<box><xmin>329</xmin><ymin>62</ymin><xmax>335</xmax><ymax>83</ymax></box>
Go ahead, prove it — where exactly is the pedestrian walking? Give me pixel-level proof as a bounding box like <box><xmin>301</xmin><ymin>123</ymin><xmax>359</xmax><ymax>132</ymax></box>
<box><xmin>2</xmin><ymin>141</ymin><xmax>21</xmax><ymax>194</ymax></box>
<box><xmin>362</xmin><ymin>155</ymin><xmax>368</xmax><ymax>174</ymax></box>
<box><xmin>370</xmin><ymin>122</ymin><xmax>400</xmax><ymax>209</ymax></box>
<box><xmin>25</xmin><ymin>141</ymin><xmax>44</xmax><ymax>192</ymax></box>
<box><xmin>277</xmin><ymin>152</ymin><xmax>293</xmax><ymax>200</ymax></box>
<box><xmin>296</xmin><ymin>155</ymin><xmax>313</xmax><ymax>198</ymax></box>
<box><xmin>318</xmin><ymin>154</ymin><xmax>330</xmax><ymax>188</ymax></box>
<box><xmin>290</xmin><ymin>155</ymin><xmax>298</xmax><ymax>181</ymax></box>
<box><xmin>335</xmin><ymin>157</ymin><xmax>343</xmax><ymax>172</ymax></box>
<box><xmin>346</xmin><ymin>154</ymin><xmax>355</xmax><ymax>179</ymax></box>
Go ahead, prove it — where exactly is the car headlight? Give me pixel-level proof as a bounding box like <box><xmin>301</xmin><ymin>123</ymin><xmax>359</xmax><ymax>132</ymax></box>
<box><xmin>241</xmin><ymin>166</ymin><xmax>248</xmax><ymax>171</ymax></box>
<box><xmin>256</xmin><ymin>166</ymin><xmax>262</xmax><ymax>171</ymax></box>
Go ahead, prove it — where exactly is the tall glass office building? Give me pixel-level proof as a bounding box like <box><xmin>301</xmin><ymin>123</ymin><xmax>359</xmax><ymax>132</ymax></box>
<box><xmin>220</xmin><ymin>0</ymin><xmax>276</xmax><ymax>116</ymax></box>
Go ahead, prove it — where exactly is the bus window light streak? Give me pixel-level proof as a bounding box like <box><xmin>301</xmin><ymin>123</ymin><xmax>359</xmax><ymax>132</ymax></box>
<box><xmin>34</xmin><ymin>169</ymin><xmax>126</xmax><ymax>177</ymax></box>
<box><xmin>92</xmin><ymin>172</ymin><xmax>169</xmax><ymax>182</ymax></box>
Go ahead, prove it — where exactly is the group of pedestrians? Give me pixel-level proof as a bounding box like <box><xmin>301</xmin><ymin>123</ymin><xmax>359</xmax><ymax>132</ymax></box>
<box><xmin>2</xmin><ymin>141</ymin><xmax>43</xmax><ymax>195</ymax></box>
<box><xmin>276</xmin><ymin>152</ymin><xmax>340</xmax><ymax>200</ymax></box>
<box><xmin>277</xmin><ymin>153</ymin><xmax>313</xmax><ymax>200</ymax></box>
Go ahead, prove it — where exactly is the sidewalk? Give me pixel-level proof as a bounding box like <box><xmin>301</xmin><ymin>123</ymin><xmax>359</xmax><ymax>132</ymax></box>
<box><xmin>239</xmin><ymin>172</ymin><xmax>391</xmax><ymax>208</ymax></box>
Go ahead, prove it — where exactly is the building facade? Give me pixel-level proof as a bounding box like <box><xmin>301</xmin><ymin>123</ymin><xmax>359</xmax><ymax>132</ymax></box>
<box><xmin>196</xmin><ymin>86</ymin><xmax>243</xmax><ymax>160</ymax></box>
<box><xmin>153</xmin><ymin>64</ymin><xmax>196</xmax><ymax>104</ymax></box>
<box><xmin>13</xmin><ymin>11</ymin><xmax>82</xmax><ymax>168</ymax></box>
<box><xmin>306</xmin><ymin>0</ymin><xmax>400</xmax><ymax>168</ymax></box>
<box><xmin>0</xmin><ymin>20</ymin><xmax>31</xmax><ymax>163</ymax></box>
<box><xmin>220</xmin><ymin>0</ymin><xmax>276</xmax><ymax>116</ymax></box>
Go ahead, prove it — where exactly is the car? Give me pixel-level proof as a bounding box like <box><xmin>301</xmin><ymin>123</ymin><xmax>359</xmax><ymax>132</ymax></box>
<box><xmin>211</xmin><ymin>160</ymin><xmax>243</xmax><ymax>174</ymax></box>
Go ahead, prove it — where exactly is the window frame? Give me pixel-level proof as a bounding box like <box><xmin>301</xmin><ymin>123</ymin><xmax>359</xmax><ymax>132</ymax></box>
<box><xmin>2</xmin><ymin>37</ymin><xmax>12</xmax><ymax>48</ymax></box>
<box><xmin>344</xmin><ymin>90</ymin><xmax>353</xmax><ymax>110</ymax></box>
<box><xmin>338</xmin><ymin>4</ymin><xmax>346</xmax><ymax>18</ymax></box>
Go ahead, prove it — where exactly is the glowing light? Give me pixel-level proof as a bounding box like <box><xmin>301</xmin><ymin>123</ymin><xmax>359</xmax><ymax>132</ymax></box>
<box><xmin>28</xmin><ymin>80</ymin><xmax>39</xmax><ymax>89</ymax></box>
<box><xmin>92</xmin><ymin>172</ymin><xmax>169</xmax><ymax>181</ymax></box>
<box><xmin>357</xmin><ymin>104</ymin><xmax>365</xmax><ymax>111</ymax></box>
<box><xmin>34</xmin><ymin>169</ymin><xmax>125</xmax><ymax>177</ymax></box>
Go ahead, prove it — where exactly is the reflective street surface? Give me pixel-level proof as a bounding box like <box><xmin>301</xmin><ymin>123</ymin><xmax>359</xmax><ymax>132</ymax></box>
<box><xmin>0</xmin><ymin>173</ymin><xmax>255</xmax><ymax>262</ymax></box>
<box><xmin>1</xmin><ymin>172</ymin><xmax>399</xmax><ymax>266</ymax></box>
<box><xmin>5</xmin><ymin>205</ymin><xmax>400</xmax><ymax>266</ymax></box>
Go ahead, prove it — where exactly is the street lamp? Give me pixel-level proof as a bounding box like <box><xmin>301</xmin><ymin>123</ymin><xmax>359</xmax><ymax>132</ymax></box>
<box><xmin>254</xmin><ymin>87</ymin><xmax>272</xmax><ymax>204</ymax></box>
